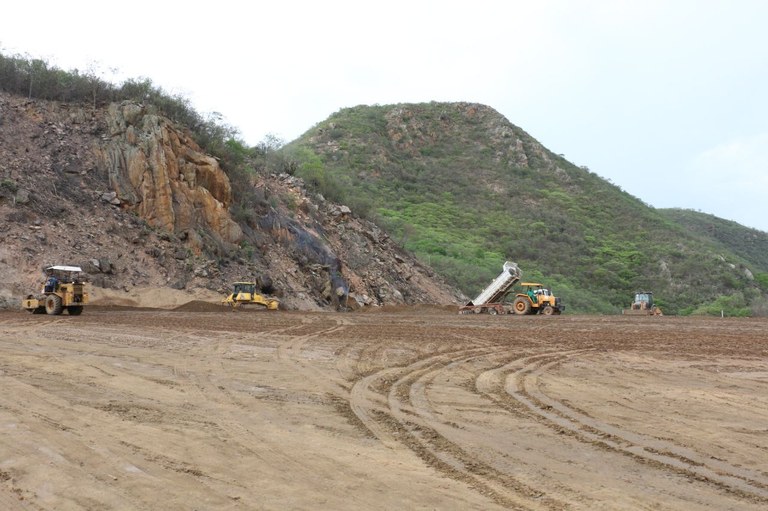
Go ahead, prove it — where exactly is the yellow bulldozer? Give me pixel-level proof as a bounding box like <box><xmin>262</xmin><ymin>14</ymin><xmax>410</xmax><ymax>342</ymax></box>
<box><xmin>622</xmin><ymin>291</ymin><xmax>663</xmax><ymax>316</ymax></box>
<box><xmin>222</xmin><ymin>282</ymin><xmax>280</xmax><ymax>310</ymax></box>
<box><xmin>22</xmin><ymin>265</ymin><xmax>89</xmax><ymax>315</ymax></box>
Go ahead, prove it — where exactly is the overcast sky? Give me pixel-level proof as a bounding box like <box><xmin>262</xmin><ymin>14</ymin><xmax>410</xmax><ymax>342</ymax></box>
<box><xmin>2</xmin><ymin>0</ymin><xmax>767</xmax><ymax>232</ymax></box>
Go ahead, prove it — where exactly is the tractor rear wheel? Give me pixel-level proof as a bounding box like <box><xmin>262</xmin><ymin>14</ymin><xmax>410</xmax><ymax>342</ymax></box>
<box><xmin>513</xmin><ymin>297</ymin><xmax>532</xmax><ymax>315</ymax></box>
<box><xmin>45</xmin><ymin>294</ymin><xmax>63</xmax><ymax>315</ymax></box>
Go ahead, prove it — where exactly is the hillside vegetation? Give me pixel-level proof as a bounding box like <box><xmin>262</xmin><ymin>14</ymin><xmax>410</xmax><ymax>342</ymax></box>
<box><xmin>284</xmin><ymin>103</ymin><xmax>768</xmax><ymax>315</ymax></box>
<box><xmin>3</xmin><ymin>51</ymin><xmax>765</xmax><ymax>315</ymax></box>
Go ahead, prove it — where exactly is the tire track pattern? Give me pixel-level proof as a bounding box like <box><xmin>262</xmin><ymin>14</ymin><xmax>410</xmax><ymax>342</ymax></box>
<box><xmin>476</xmin><ymin>350</ymin><xmax>768</xmax><ymax>503</ymax></box>
<box><xmin>350</xmin><ymin>341</ymin><xmax>567</xmax><ymax>510</ymax></box>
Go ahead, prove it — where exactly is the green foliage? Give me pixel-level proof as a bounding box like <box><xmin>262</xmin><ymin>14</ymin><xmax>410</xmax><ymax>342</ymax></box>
<box><xmin>239</xmin><ymin>241</ymin><xmax>255</xmax><ymax>260</ymax></box>
<box><xmin>755</xmin><ymin>272</ymin><xmax>768</xmax><ymax>291</ymax></box>
<box><xmin>282</xmin><ymin>102</ymin><xmax>768</xmax><ymax>314</ymax></box>
<box><xmin>0</xmin><ymin>178</ymin><xmax>18</xmax><ymax>194</ymax></box>
<box><xmin>288</xmin><ymin>147</ymin><xmax>334</xmax><ymax>199</ymax></box>
<box><xmin>660</xmin><ymin>209</ymin><xmax>768</xmax><ymax>269</ymax></box>
<box><xmin>687</xmin><ymin>293</ymin><xmax>751</xmax><ymax>317</ymax></box>
<box><xmin>281</xmin><ymin>192</ymin><xmax>298</xmax><ymax>211</ymax></box>
<box><xmin>0</xmin><ymin>178</ymin><xmax>18</xmax><ymax>202</ymax></box>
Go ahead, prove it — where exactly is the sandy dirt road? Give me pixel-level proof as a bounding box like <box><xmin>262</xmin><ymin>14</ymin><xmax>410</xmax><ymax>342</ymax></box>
<box><xmin>0</xmin><ymin>306</ymin><xmax>767</xmax><ymax>510</ymax></box>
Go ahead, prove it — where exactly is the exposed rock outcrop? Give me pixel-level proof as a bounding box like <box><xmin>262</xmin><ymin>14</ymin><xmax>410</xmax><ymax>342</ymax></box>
<box><xmin>99</xmin><ymin>102</ymin><xmax>242</xmax><ymax>245</ymax></box>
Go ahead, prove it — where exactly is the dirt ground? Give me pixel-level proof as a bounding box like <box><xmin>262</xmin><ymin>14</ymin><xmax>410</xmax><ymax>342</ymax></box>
<box><xmin>1</xmin><ymin>306</ymin><xmax>767</xmax><ymax>510</ymax></box>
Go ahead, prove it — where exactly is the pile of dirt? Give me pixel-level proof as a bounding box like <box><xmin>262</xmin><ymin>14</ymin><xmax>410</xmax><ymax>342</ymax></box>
<box><xmin>88</xmin><ymin>286</ymin><xmax>223</xmax><ymax>310</ymax></box>
<box><xmin>173</xmin><ymin>300</ymin><xmax>230</xmax><ymax>312</ymax></box>
<box><xmin>365</xmin><ymin>303</ymin><xmax>459</xmax><ymax>315</ymax></box>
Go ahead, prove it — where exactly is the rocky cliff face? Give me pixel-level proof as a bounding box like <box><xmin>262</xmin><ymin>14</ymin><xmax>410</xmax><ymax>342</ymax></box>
<box><xmin>0</xmin><ymin>92</ymin><xmax>461</xmax><ymax>310</ymax></box>
<box><xmin>99</xmin><ymin>101</ymin><xmax>242</xmax><ymax>248</ymax></box>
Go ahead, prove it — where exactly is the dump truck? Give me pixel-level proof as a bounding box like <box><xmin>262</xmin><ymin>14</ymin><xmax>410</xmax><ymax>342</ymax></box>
<box><xmin>22</xmin><ymin>265</ymin><xmax>88</xmax><ymax>315</ymax></box>
<box><xmin>458</xmin><ymin>261</ymin><xmax>522</xmax><ymax>314</ymax></box>
<box><xmin>458</xmin><ymin>261</ymin><xmax>564</xmax><ymax>315</ymax></box>
<box><xmin>222</xmin><ymin>282</ymin><xmax>280</xmax><ymax>310</ymax></box>
<box><xmin>622</xmin><ymin>291</ymin><xmax>662</xmax><ymax>316</ymax></box>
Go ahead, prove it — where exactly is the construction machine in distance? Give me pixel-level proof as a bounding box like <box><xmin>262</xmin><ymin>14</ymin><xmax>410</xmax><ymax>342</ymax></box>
<box><xmin>623</xmin><ymin>291</ymin><xmax>662</xmax><ymax>316</ymax></box>
<box><xmin>458</xmin><ymin>261</ymin><xmax>564</xmax><ymax>315</ymax></box>
<box><xmin>22</xmin><ymin>265</ymin><xmax>88</xmax><ymax>315</ymax></box>
<box><xmin>222</xmin><ymin>282</ymin><xmax>280</xmax><ymax>310</ymax></box>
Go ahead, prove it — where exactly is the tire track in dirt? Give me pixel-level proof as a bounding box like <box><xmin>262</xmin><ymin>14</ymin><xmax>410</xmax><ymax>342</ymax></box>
<box><xmin>0</xmin><ymin>368</ymin><xmax>157</xmax><ymax>509</ymax></box>
<box><xmin>20</xmin><ymin>319</ymin><xmax>306</xmax><ymax>503</ymax></box>
<box><xmin>210</xmin><ymin>315</ymin><xmax>385</xmax><ymax>508</ymax></box>
<box><xmin>0</xmin><ymin>317</ymin><xmax>72</xmax><ymax>339</ymax></box>
<box><xmin>394</xmin><ymin>355</ymin><xmax>561</xmax><ymax>509</ymax></box>
<box><xmin>269</xmin><ymin>318</ymin><xmax>406</xmax><ymax>448</ymax></box>
<box><xmin>156</xmin><ymin>314</ymin><xmax>376</xmax><ymax>488</ymax></box>
<box><xmin>348</xmin><ymin>334</ymin><xmax>493</xmax><ymax>450</ymax></box>
<box><xmin>274</xmin><ymin>320</ymin><xmax>351</xmax><ymax>396</ymax></box>
<box><xmin>74</xmin><ymin>320</ymin><xmax>324</xmax><ymax>502</ymax></box>
<box><xmin>477</xmin><ymin>349</ymin><xmax>768</xmax><ymax>503</ymax></box>
<box><xmin>406</xmin><ymin>347</ymin><xmax>595</xmax><ymax>508</ymax></box>
<box><xmin>349</xmin><ymin>341</ymin><xmax>563</xmax><ymax>510</ymax></box>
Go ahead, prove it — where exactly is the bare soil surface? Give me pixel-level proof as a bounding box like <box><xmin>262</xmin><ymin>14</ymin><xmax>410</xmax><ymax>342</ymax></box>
<box><xmin>1</xmin><ymin>308</ymin><xmax>767</xmax><ymax>510</ymax></box>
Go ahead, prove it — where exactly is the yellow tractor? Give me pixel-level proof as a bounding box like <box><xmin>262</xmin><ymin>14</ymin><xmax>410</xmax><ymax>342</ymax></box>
<box><xmin>511</xmin><ymin>282</ymin><xmax>564</xmax><ymax>315</ymax></box>
<box><xmin>222</xmin><ymin>282</ymin><xmax>280</xmax><ymax>310</ymax></box>
<box><xmin>622</xmin><ymin>291</ymin><xmax>662</xmax><ymax>316</ymax></box>
<box><xmin>22</xmin><ymin>265</ymin><xmax>89</xmax><ymax>315</ymax></box>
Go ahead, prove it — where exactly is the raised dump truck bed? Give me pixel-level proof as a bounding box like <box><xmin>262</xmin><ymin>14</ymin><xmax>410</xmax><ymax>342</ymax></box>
<box><xmin>458</xmin><ymin>261</ymin><xmax>522</xmax><ymax>315</ymax></box>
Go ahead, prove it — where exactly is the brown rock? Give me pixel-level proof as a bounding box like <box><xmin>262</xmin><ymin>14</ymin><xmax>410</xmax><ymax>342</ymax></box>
<box><xmin>98</xmin><ymin>101</ymin><xmax>242</xmax><ymax>244</ymax></box>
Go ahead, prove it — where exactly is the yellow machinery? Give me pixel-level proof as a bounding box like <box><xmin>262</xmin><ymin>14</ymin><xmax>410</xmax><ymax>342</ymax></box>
<box><xmin>22</xmin><ymin>265</ymin><xmax>89</xmax><ymax>315</ymax></box>
<box><xmin>459</xmin><ymin>262</ymin><xmax>565</xmax><ymax>315</ymax></box>
<box><xmin>511</xmin><ymin>282</ymin><xmax>564</xmax><ymax>315</ymax></box>
<box><xmin>222</xmin><ymin>282</ymin><xmax>280</xmax><ymax>310</ymax></box>
<box><xmin>622</xmin><ymin>291</ymin><xmax>662</xmax><ymax>315</ymax></box>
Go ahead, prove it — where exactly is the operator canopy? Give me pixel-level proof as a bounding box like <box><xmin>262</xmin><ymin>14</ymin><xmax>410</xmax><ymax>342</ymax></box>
<box><xmin>46</xmin><ymin>265</ymin><xmax>83</xmax><ymax>273</ymax></box>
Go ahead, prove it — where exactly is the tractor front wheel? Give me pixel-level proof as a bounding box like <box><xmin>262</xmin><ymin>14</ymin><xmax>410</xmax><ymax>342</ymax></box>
<box><xmin>45</xmin><ymin>295</ymin><xmax>63</xmax><ymax>315</ymax></box>
<box><xmin>541</xmin><ymin>305</ymin><xmax>554</xmax><ymax>315</ymax></box>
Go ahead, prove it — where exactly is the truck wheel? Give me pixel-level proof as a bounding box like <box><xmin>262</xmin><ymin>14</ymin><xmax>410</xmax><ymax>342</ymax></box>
<box><xmin>488</xmin><ymin>307</ymin><xmax>498</xmax><ymax>315</ymax></box>
<box><xmin>67</xmin><ymin>306</ymin><xmax>83</xmax><ymax>316</ymax></box>
<box><xmin>513</xmin><ymin>297</ymin><xmax>531</xmax><ymax>315</ymax></box>
<box><xmin>45</xmin><ymin>295</ymin><xmax>63</xmax><ymax>315</ymax></box>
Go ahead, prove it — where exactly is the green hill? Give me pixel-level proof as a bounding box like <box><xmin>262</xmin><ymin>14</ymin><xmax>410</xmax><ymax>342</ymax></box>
<box><xmin>283</xmin><ymin>102</ymin><xmax>768</xmax><ymax>315</ymax></box>
<box><xmin>659</xmin><ymin>208</ymin><xmax>768</xmax><ymax>269</ymax></box>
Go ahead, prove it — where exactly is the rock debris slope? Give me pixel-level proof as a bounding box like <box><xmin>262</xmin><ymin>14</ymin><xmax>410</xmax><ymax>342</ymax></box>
<box><xmin>0</xmin><ymin>92</ymin><xmax>460</xmax><ymax>310</ymax></box>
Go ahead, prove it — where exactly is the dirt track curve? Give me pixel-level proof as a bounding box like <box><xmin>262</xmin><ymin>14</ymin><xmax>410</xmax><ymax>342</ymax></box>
<box><xmin>1</xmin><ymin>306</ymin><xmax>767</xmax><ymax>510</ymax></box>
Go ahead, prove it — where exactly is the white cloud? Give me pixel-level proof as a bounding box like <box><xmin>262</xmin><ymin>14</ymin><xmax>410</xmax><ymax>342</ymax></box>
<box><xmin>694</xmin><ymin>134</ymin><xmax>768</xmax><ymax>179</ymax></box>
<box><xmin>666</xmin><ymin>134</ymin><xmax>768</xmax><ymax>231</ymax></box>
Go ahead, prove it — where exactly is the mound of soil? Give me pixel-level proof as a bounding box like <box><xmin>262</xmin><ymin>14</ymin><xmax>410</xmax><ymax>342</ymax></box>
<box><xmin>172</xmin><ymin>300</ymin><xmax>229</xmax><ymax>312</ymax></box>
